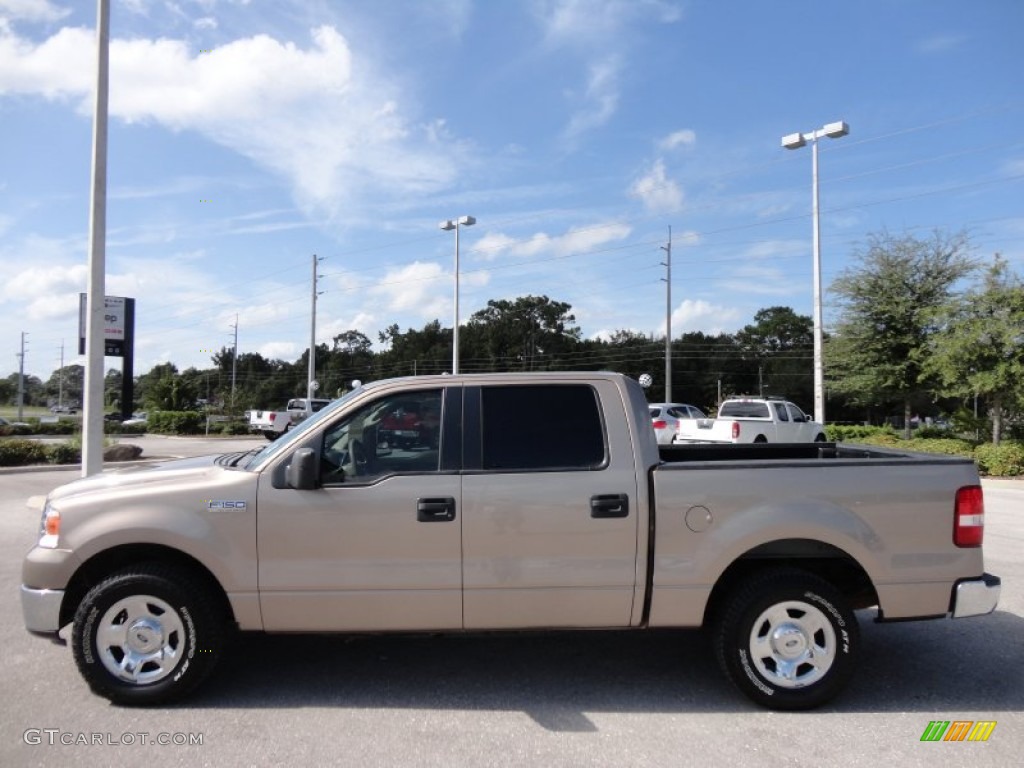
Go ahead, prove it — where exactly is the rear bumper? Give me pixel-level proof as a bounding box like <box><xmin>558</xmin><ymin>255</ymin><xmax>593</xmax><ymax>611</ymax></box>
<box><xmin>951</xmin><ymin>573</ymin><xmax>1001</xmax><ymax>618</ymax></box>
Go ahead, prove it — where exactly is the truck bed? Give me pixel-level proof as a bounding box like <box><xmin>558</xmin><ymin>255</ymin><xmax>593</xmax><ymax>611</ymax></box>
<box><xmin>658</xmin><ymin>441</ymin><xmax>973</xmax><ymax>465</ymax></box>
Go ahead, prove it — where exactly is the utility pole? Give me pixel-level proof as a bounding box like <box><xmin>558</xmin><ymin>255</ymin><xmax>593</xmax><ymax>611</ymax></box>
<box><xmin>229</xmin><ymin>314</ymin><xmax>238</xmax><ymax>409</ymax></box>
<box><xmin>58</xmin><ymin>339</ymin><xmax>64</xmax><ymax>410</ymax></box>
<box><xmin>307</xmin><ymin>254</ymin><xmax>324</xmax><ymax>406</ymax></box>
<box><xmin>660</xmin><ymin>226</ymin><xmax>672</xmax><ymax>403</ymax></box>
<box><xmin>16</xmin><ymin>332</ymin><xmax>28</xmax><ymax>421</ymax></box>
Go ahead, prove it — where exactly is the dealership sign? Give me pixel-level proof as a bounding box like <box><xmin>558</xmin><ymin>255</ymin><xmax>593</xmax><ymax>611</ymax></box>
<box><xmin>78</xmin><ymin>294</ymin><xmax>135</xmax><ymax>357</ymax></box>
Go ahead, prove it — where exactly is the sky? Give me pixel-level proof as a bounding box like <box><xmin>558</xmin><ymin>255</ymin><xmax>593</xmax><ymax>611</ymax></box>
<box><xmin>1</xmin><ymin>0</ymin><xmax>1022</xmax><ymax>382</ymax></box>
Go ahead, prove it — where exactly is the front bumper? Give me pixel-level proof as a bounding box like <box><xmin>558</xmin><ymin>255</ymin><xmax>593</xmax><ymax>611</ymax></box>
<box><xmin>21</xmin><ymin>585</ymin><xmax>64</xmax><ymax>635</ymax></box>
<box><xmin>951</xmin><ymin>573</ymin><xmax>1001</xmax><ymax>618</ymax></box>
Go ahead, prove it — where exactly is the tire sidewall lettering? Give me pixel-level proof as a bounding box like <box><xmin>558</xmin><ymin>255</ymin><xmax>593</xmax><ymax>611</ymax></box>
<box><xmin>738</xmin><ymin>649</ymin><xmax>774</xmax><ymax>696</ymax></box>
<box><xmin>82</xmin><ymin>606</ymin><xmax>99</xmax><ymax>665</ymax></box>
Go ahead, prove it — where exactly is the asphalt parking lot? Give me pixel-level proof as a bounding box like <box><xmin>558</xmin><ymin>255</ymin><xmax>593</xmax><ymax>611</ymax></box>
<box><xmin>0</xmin><ymin>443</ymin><xmax>1020</xmax><ymax>767</ymax></box>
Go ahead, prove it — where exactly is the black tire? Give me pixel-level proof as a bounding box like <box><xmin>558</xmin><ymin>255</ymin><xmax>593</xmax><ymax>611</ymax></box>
<box><xmin>814</xmin><ymin>433</ymin><xmax>827</xmax><ymax>442</ymax></box>
<box><xmin>713</xmin><ymin>567</ymin><xmax>858</xmax><ymax>710</ymax></box>
<box><xmin>753</xmin><ymin>435</ymin><xmax>768</xmax><ymax>443</ymax></box>
<box><xmin>72</xmin><ymin>563</ymin><xmax>226</xmax><ymax>706</ymax></box>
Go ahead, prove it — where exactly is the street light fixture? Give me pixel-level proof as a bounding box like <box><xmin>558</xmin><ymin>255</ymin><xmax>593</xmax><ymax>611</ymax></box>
<box><xmin>781</xmin><ymin>120</ymin><xmax>849</xmax><ymax>425</ymax></box>
<box><xmin>439</xmin><ymin>215</ymin><xmax>476</xmax><ymax>375</ymax></box>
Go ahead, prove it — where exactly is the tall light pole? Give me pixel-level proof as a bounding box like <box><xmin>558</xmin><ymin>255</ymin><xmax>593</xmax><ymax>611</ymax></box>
<box><xmin>781</xmin><ymin>120</ymin><xmax>849</xmax><ymax>425</ymax></box>
<box><xmin>439</xmin><ymin>215</ymin><xmax>475</xmax><ymax>375</ymax></box>
<box><xmin>83</xmin><ymin>0</ymin><xmax>110</xmax><ymax>477</ymax></box>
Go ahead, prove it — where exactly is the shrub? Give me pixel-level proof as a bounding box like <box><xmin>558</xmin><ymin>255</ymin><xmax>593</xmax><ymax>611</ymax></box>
<box><xmin>147</xmin><ymin>411</ymin><xmax>203</xmax><ymax>435</ymax></box>
<box><xmin>902</xmin><ymin>437</ymin><xmax>977</xmax><ymax>456</ymax></box>
<box><xmin>46</xmin><ymin>441</ymin><xmax>81</xmax><ymax>465</ymax></box>
<box><xmin>0</xmin><ymin>438</ymin><xmax>48</xmax><ymax>466</ymax></box>
<box><xmin>0</xmin><ymin>423</ymin><xmax>33</xmax><ymax>437</ymax></box>
<box><xmin>220</xmin><ymin>421</ymin><xmax>251</xmax><ymax>436</ymax></box>
<box><xmin>826</xmin><ymin>425</ymin><xmax>898</xmax><ymax>442</ymax></box>
<box><xmin>105</xmin><ymin>421</ymin><xmax>147</xmax><ymax>435</ymax></box>
<box><xmin>974</xmin><ymin>442</ymin><xmax>1024</xmax><ymax>477</ymax></box>
<box><xmin>33</xmin><ymin>421</ymin><xmax>77</xmax><ymax>435</ymax></box>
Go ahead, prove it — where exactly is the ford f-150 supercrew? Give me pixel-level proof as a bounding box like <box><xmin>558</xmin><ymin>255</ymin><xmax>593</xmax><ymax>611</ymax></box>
<box><xmin>20</xmin><ymin>372</ymin><xmax>1000</xmax><ymax>710</ymax></box>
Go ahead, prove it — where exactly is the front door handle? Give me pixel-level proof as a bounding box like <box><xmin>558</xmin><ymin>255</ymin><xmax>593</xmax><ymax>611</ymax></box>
<box><xmin>417</xmin><ymin>497</ymin><xmax>456</xmax><ymax>522</ymax></box>
<box><xmin>590</xmin><ymin>493</ymin><xmax>629</xmax><ymax>518</ymax></box>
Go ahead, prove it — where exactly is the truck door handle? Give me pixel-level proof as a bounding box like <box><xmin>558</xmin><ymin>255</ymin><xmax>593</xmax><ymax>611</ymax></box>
<box><xmin>590</xmin><ymin>494</ymin><xmax>629</xmax><ymax>518</ymax></box>
<box><xmin>417</xmin><ymin>497</ymin><xmax>456</xmax><ymax>522</ymax></box>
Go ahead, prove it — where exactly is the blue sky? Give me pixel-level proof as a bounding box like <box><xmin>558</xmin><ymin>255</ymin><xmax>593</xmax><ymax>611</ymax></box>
<box><xmin>1</xmin><ymin>0</ymin><xmax>1022</xmax><ymax>381</ymax></box>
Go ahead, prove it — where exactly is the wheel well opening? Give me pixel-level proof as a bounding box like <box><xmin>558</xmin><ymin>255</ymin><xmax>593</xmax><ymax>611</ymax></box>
<box><xmin>704</xmin><ymin>539</ymin><xmax>877</xmax><ymax>626</ymax></box>
<box><xmin>60</xmin><ymin>545</ymin><xmax>236</xmax><ymax>629</ymax></box>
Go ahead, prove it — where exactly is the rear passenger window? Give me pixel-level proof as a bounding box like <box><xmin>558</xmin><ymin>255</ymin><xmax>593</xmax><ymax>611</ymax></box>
<box><xmin>480</xmin><ymin>385</ymin><xmax>606</xmax><ymax>471</ymax></box>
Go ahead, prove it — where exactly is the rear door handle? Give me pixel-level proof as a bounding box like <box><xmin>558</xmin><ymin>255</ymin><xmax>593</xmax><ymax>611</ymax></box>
<box><xmin>417</xmin><ymin>497</ymin><xmax>456</xmax><ymax>522</ymax></box>
<box><xmin>590</xmin><ymin>493</ymin><xmax>629</xmax><ymax>518</ymax></box>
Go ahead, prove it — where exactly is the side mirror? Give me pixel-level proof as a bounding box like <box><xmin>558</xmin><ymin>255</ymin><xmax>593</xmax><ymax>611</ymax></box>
<box><xmin>286</xmin><ymin>447</ymin><xmax>318</xmax><ymax>490</ymax></box>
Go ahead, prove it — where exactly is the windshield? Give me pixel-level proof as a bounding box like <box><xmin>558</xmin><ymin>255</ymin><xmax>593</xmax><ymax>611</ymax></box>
<box><xmin>243</xmin><ymin>386</ymin><xmax>365</xmax><ymax>471</ymax></box>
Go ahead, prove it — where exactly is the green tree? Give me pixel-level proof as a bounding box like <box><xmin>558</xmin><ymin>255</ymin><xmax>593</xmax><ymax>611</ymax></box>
<box><xmin>463</xmin><ymin>295</ymin><xmax>582</xmax><ymax>372</ymax></box>
<box><xmin>826</xmin><ymin>230</ymin><xmax>975</xmax><ymax>437</ymax></box>
<box><xmin>377</xmin><ymin>321</ymin><xmax>451</xmax><ymax>377</ymax></box>
<box><xmin>734</xmin><ymin>307</ymin><xmax>813</xmax><ymax>405</ymax></box>
<box><xmin>44</xmin><ymin>364</ymin><xmax>84</xmax><ymax>407</ymax></box>
<box><xmin>923</xmin><ymin>256</ymin><xmax>1024</xmax><ymax>444</ymax></box>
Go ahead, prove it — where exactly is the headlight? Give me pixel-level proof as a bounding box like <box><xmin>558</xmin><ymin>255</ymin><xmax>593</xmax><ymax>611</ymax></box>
<box><xmin>39</xmin><ymin>502</ymin><xmax>60</xmax><ymax>549</ymax></box>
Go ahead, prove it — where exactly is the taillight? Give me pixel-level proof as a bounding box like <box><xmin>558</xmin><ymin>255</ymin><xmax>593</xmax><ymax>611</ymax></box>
<box><xmin>731</xmin><ymin>421</ymin><xmax>740</xmax><ymax>439</ymax></box>
<box><xmin>954</xmin><ymin>485</ymin><xmax>984</xmax><ymax>547</ymax></box>
<box><xmin>652</xmin><ymin>420</ymin><xmax>667</xmax><ymax>430</ymax></box>
<box><xmin>269</xmin><ymin>412</ymin><xmax>276</xmax><ymax>422</ymax></box>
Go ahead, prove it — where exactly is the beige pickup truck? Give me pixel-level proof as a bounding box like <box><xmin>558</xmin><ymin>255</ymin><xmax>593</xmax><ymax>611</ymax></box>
<box><xmin>21</xmin><ymin>372</ymin><xmax>1000</xmax><ymax>710</ymax></box>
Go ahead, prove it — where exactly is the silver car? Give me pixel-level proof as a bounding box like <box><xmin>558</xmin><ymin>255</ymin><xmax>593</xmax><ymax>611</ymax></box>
<box><xmin>648</xmin><ymin>402</ymin><xmax>706</xmax><ymax>445</ymax></box>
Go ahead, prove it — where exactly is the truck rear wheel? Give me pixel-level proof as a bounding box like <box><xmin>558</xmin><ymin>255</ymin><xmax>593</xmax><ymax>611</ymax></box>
<box><xmin>71</xmin><ymin>564</ymin><xmax>225</xmax><ymax>705</ymax></box>
<box><xmin>713</xmin><ymin>568</ymin><xmax>858</xmax><ymax>710</ymax></box>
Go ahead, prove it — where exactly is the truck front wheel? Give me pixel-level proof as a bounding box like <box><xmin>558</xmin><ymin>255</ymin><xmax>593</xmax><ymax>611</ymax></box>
<box><xmin>71</xmin><ymin>564</ymin><xmax>225</xmax><ymax>705</ymax></box>
<box><xmin>713</xmin><ymin>568</ymin><xmax>859</xmax><ymax>710</ymax></box>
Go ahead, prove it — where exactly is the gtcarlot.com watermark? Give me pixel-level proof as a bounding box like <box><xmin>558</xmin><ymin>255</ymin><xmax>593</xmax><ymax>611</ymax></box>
<box><xmin>24</xmin><ymin>729</ymin><xmax>203</xmax><ymax>747</ymax></box>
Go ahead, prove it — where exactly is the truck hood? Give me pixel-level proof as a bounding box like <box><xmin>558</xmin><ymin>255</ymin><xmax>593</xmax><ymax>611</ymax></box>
<box><xmin>47</xmin><ymin>454</ymin><xmax>232</xmax><ymax>503</ymax></box>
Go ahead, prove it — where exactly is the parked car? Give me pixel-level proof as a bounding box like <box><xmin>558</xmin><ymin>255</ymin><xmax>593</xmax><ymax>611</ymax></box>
<box><xmin>0</xmin><ymin>416</ymin><xmax>32</xmax><ymax>429</ymax></box>
<box><xmin>122</xmin><ymin>412</ymin><xmax>148</xmax><ymax>426</ymax></box>
<box><xmin>675</xmin><ymin>397</ymin><xmax>826</xmax><ymax>444</ymax></box>
<box><xmin>648</xmin><ymin>402</ymin><xmax>706</xmax><ymax>445</ymax></box>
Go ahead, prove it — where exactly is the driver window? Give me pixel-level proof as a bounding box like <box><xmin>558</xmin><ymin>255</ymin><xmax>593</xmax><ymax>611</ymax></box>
<box><xmin>320</xmin><ymin>389</ymin><xmax>443</xmax><ymax>485</ymax></box>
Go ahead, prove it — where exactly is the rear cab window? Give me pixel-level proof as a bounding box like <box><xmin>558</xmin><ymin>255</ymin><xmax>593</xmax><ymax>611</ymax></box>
<box><xmin>719</xmin><ymin>401</ymin><xmax>771</xmax><ymax>419</ymax></box>
<box><xmin>472</xmin><ymin>384</ymin><xmax>607</xmax><ymax>471</ymax></box>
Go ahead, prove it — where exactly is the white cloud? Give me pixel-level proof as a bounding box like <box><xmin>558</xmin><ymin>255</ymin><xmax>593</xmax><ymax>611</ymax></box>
<box><xmin>0</xmin><ymin>0</ymin><xmax>70</xmax><ymax>23</ymax></box>
<box><xmin>535</xmin><ymin>0</ymin><xmax>682</xmax><ymax>142</ymax></box>
<box><xmin>194</xmin><ymin>16</ymin><xmax>217</xmax><ymax>30</ymax></box>
<box><xmin>665</xmin><ymin>299</ymin><xmax>742</xmax><ymax>335</ymax></box>
<box><xmin>563</xmin><ymin>56</ymin><xmax>620</xmax><ymax>140</ymax></box>
<box><xmin>658</xmin><ymin>129</ymin><xmax>695</xmax><ymax>151</ymax></box>
<box><xmin>629</xmin><ymin>159</ymin><xmax>682</xmax><ymax>214</ymax></box>
<box><xmin>0</xmin><ymin>24</ymin><xmax>465</xmax><ymax>219</ymax></box>
<box><xmin>916</xmin><ymin>34</ymin><xmax>965</xmax><ymax>54</ymax></box>
<box><xmin>473</xmin><ymin>221</ymin><xmax>632</xmax><ymax>261</ymax></box>
<box><xmin>257</xmin><ymin>341</ymin><xmax>299</xmax><ymax>361</ymax></box>
<box><xmin>371</xmin><ymin>261</ymin><xmax>451</xmax><ymax>318</ymax></box>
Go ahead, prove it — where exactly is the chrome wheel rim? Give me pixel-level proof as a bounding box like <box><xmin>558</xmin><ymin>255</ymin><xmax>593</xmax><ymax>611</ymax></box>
<box><xmin>748</xmin><ymin>599</ymin><xmax>836</xmax><ymax>689</ymax></box>
<box><xmin>96</xmin><ymin>595</ymin><xmax>186</xmax><ymax>685</ymax></box>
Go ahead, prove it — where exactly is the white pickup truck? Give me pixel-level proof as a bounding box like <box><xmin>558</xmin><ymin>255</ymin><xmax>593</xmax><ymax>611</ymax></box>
<box><xmin>21</xmin><ymin>372</ymin><xmax>999</xmax><ymax>710</ymax></box>
<box><xmin>675</xmin><ymin>397</ymin><xmax>827</xmax><ymax>444</ymax></box>
<box><xmin>248</xmin><ymin>397</ymin><xmax>331</xmax><ymax>440</ymax></box>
